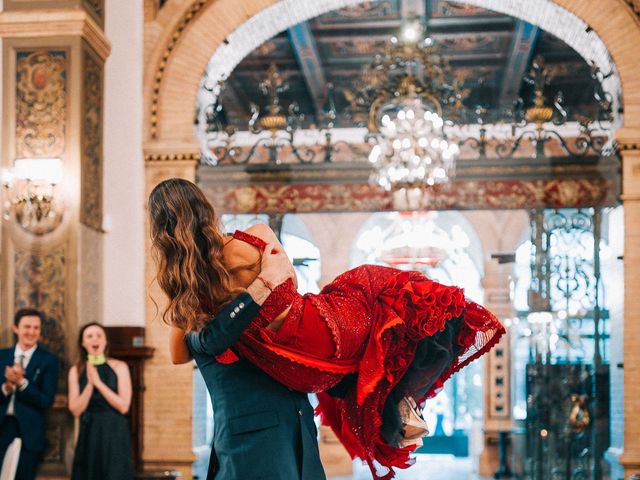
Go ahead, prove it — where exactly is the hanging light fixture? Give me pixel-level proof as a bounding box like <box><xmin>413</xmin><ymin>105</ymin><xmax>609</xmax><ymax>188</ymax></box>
<box><xmin>346</xmin><ymin>21</ymin><xmax>467</xmax><ymax>210</ymax></box>
<box><xmin>1</xmin><ymin>158</ymin><xmax>65</xmax><ymax>235</ymax></box>
<box><xmin>378</xmin><ymin>211</ymin><xmax>452</xmax><ymax>268</ymax></box>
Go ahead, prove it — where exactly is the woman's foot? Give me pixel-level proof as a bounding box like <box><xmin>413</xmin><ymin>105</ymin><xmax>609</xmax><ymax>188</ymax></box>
<box><xmin>398</xmin><ymin>397</ymin><xmax>429</xmax><ymax>448</ymax></box>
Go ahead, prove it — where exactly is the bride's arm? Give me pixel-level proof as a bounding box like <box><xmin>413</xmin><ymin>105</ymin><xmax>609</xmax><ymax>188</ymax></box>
<box><xmin>170</xmin><ymin>326</ymin><xmax>192</xmax><ymax>365</ymax></box>
<box><xmin>185</xmin><ymin>246</ymin><xmax>295</xmax><ymax>356</ymax></box>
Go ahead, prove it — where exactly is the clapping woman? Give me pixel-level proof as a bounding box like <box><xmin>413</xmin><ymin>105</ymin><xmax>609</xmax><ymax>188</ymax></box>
<box><xmin>68</xmin><ymin>323</ymin><xmax>134</xmax><ymax>480</ymax></box>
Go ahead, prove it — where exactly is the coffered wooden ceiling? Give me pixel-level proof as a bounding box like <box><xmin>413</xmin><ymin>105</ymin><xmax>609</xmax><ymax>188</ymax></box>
<box><xmin>214</xmin><ymin>1</ymin><xmax>595</xmax><ymax>129</ymax></box>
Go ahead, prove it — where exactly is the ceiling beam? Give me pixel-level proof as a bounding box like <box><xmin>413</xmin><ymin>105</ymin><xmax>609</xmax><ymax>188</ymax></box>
<box><xmin>499</xmin><ymin>19</ymin><xmax>540</xmax><ymax>109</ymax></box>
<box><xmin>287</xmin><ymin>21</ymin><xmax>328</xmax><ymax>116</ymax></box>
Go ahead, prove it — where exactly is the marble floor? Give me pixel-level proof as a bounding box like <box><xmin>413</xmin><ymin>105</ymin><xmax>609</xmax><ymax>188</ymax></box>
<box><xmin>329</xmin><ymin>455</ymin><xmax>489</xmax><ymax>480</ymax></box>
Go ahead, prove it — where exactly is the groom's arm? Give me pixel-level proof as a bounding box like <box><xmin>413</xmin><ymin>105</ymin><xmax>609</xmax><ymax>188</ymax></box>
<box><xmin>185</xmin><ymin>290</ymin><xmax>264</xmax><ymax>357</ymax></box>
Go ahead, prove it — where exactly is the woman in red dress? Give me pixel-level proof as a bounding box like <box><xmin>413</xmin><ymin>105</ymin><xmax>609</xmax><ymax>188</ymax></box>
<box><xmin>150</xmin><ymin>178</ymin><xmax>505</xmax><ymax>479</ymax></box>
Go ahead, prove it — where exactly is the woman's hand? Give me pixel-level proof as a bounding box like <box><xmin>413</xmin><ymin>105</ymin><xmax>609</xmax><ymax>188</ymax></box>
<box><xmin>68</xmin><ymin>365</ymin><xmax>94</xmax><ymax>417</ymax></box>
<box><xmin>86</xmin><ymin>362</ymin><xmax>101</xmax><ymax>386</ymax></box>
<box><xmin>91</xmin><ymin>360</ymin><xmax>132</xmax><ymax>415</ymax></box>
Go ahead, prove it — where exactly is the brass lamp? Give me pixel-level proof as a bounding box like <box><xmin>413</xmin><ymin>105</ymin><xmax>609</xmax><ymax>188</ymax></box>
<box><xmin>1</xmin><ymin>158</ymin><xmax>64</xmax><ymax>235</ymax></box>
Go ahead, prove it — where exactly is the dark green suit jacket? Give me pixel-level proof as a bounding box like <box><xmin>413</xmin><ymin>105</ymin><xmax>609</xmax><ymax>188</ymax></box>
<box><xmin>187</xmin><ymin>293</ymin><xmax>327</xmax><ymax>480</ymax></box>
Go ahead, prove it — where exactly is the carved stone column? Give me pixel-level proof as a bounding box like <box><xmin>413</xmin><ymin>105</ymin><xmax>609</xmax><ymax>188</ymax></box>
<box><xmin>143</xmin><ymin>147</ymin><xmax>198</xmax><ymax>477</ymax></box>
<box><xmin>617</xmin><ymin>130</ymin><xmax>640</xmax><ymax>479</ymax></box>
<box><xmin>0</xmin><ymin>1</ymin><xmax>109</xmax><ymax>476</ymax></box>
<box><xmin>478</xmin><ymin>259</ymin><xmax>514</xmax><ymax>477</ymax></box>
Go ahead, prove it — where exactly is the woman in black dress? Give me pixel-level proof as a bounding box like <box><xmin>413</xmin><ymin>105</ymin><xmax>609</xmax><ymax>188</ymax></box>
<box><xmin>68</xmin><ymin>322</ymin><xmax>134</xmax><ymax>480</ymax></box>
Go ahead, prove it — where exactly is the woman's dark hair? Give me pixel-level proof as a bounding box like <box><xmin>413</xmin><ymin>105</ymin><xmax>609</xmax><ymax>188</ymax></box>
<box><xmin>148</xmin><ymin>178</ymin><xmax>243</xmax><ymax>331</ymax></box>
<box><xmin>76</xmin><ymin>322</ymin><xmax>109</xmax><ymax>372</ymax></box>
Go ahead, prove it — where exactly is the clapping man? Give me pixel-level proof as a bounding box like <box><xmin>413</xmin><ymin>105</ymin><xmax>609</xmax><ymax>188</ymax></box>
<box><xmin>0</xmin><ymin>309</ymin><xmax>59</xmax><ymax>480</ymax></box>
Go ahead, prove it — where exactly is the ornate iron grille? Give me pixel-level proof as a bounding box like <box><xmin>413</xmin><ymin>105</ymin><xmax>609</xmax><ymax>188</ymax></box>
<box><xmin>524</xmin><ymin>208</ymin><xmax>609</xmax><ymax>480</ymax></box>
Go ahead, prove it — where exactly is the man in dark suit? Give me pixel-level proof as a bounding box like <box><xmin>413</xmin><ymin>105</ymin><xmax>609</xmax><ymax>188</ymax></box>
<box><xmin>186</xmin><ymin>247</ymin><xmax>327</xmax><ymax>479</ymax></box>
<box><xmin>0</xmin><ymin>308</ymin><xmax>60</xmax><ymax>480</ymax></box>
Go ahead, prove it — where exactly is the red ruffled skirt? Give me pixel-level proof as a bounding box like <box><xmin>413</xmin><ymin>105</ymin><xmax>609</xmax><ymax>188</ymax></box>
<box><xmin>217</xmin><ymin>265</ymin><xmax>505</xmax><ymax>479</ymax></box>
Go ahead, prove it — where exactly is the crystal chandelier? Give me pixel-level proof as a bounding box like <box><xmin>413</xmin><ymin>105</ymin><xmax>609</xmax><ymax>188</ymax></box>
<box><xmin>347</xmin><ymin>23</ymin><xmax>466</xmax><ymax>209</ymax></box>
<box><xmin>368</xmin><ymin>80</ymin><xmax>459</xmax><ymax>202</ymax></box>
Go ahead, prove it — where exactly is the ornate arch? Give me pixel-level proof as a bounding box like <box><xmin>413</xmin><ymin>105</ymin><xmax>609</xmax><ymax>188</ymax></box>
<box><xmin>143</xmin><ymin>0</ymin><xmax>640</xmax><ymax>146</ymax></box>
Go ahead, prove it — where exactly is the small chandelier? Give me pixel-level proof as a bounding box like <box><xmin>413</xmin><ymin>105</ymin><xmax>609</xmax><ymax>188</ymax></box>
<box><xmin>378</xmin><ymin>211</ymin><xmax>452</xmax><ymax>269</ymax></box>
<box><xmin>367</xmin><ymin>77</ymin><xmax>459</xmax><ymax>204</ymax></box>
<box><xmin>1</xmin><ymin>158</ymin><xmax>64</xmax><ymax>235</ymax></box>
<box><xmin>347</xmin><ymin>22</ymin><xmax>466</xmax><ymax>209</ymax></box>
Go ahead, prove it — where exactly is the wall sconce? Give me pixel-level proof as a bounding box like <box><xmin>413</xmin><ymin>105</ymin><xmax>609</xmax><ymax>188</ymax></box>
<box><xmin>1</xmin><ymin>158</ymin><xmax>64</xmax><ymax>235</ymax></box>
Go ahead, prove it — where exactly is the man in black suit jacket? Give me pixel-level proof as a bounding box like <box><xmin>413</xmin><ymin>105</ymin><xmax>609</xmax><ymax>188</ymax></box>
<box><xmin>185</xmin><ymin>246</ymin><xmax>327</xmax><ymax>479</ymax></box>
<box><xmin>0</xmin><ymin>308</ymin><xmax>60</xmax><ymax>480</ymax></box>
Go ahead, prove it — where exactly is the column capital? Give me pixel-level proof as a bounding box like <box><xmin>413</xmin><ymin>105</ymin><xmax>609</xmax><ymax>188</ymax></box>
<box><xmin>0</xmin><ymin>9</ymin><xmax>110</xmax><ymax>60</ymax></box>
<box><xmin>144</xmin><ymin>141</ymin><xmax>201</xmax><ymax>164</ymax></box>
<box><xmin>620</xmin><ymin>142</ymin><xmax>640</xmax><ymax>202</ymax></box>
<box><xmin>616</xmin><ymin>127</ymin><xmax>640</xmax><ymax>151</ymax></box>
<box><xmin>619</xmin><ymin>451</ymin><xmax>640</xmax><ymax>473</ymax></box>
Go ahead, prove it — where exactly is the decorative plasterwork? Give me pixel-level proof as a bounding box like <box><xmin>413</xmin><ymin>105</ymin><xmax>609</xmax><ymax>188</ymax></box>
<box><xmin>149</xmin><ymin>0</ymin><xmax>210</xmax><ymax>138</ymax></box>
<box><xmin>617</xmin><ymin>142</ymin><xmax>640</xmax><ymax>151</ymax></box>
<box><xmin>431</xmin><ymin>1</ymin><xmax>497</xmax><ymax>17</ymax></box>
<box><xmin>200</xmin><ymin>177</ymin><xmax>617</xmax><ymax>214</ymax></box>
<box><xmin>83</xmin><ymin>0</ymin><xmax>105</xmax><ymax>27</ymax></box>
<box><xmin>14</xmin><ymin>248</ymin><xmax>67</xmax><ymax>376</ymax></box>
<box><xmin>324</xmin><ymin>1</ymin><xmax>396</xmax><ymax>20</ymax></box>
<box><xmin>487</xmin><ymin>339</ymin><xmax>510</xmax><ymax>419</ymax></box>
<box><xmin>614</xmin><ymin>127</ymin><xmax>640</xmax><ymax>151</ymax></box>
<box><xmin>15</xmin><ymin>50</ymin><xmax>67</xmax><ymax>158</ymax></box>
<box><xmin>81</xmin><ymin>48</ymin><xmax>104</xmax><ymax>232</ymax></box>
<box><xmin>145</xmin><ymin>152</ymin><xmax>200</xmax><ymax>162</ymax></box>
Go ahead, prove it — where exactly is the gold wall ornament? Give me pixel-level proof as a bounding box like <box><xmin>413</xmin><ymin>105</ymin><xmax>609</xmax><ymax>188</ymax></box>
<box><xmin>2</xmin><ymin>158</ymin><xmax>65</xmax><ymax>236</ymax></box>
<box><xmin>16</xmin><ymin>50</ymin><xmax>67</xmax><ymax>158</ymax></box>
<box><xmin>14</xmin><ymin>246</ymin><xmax>68</xmax><ymax>376</ymax></box>
<box><xmin>81</xmin><ymin>49</ymin><xmax>104</xmax><ymax>232</ymax></box>
<box><xmin>568</xmin><ymin>394</ymin><xmax>591</xmax><ymax>433</ymax></box>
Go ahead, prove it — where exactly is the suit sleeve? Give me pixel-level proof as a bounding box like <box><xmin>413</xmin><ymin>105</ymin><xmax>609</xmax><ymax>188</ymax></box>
<box><xmin>0</xmin><ymin>359</ymin><xmax>9</xmax><ymax>404</ymax></box>
<box><xmin>186</xmin><ymin>292</ymin><xmax>261</xmax><ymax>357</ymax></box>
<box><xmin>15</xmin><ymin>354</ymin><xmax>59</xmax><ymax>410</ymax></box>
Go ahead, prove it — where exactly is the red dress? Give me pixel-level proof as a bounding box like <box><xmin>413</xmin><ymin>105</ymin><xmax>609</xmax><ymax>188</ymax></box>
<box><xmin>217</xmin><ymin>230</ymin><xmax>505</xmax><ymax>479</ymax></box>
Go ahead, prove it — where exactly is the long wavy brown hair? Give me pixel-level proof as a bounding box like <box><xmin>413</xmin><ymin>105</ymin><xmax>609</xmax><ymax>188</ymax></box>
<box><xmin>148</xmin><ymin>178</ymin><xmax>242</xmax><ymax>331</ymax></box>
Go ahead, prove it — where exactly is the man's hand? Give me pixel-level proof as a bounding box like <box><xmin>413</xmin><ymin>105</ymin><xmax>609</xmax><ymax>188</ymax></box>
<box><xmin>259</xmin><ymin>242</ymin><xmax>296</xmax><ymax>290</ymax></box>
<box><xmin>1</xmin><ymin>382</ymin><xmax>12</xmax><ymax>395</ymax></box>
<box><xmin>5</xmin><ymin>365</ymin><xmax>23</xmax><ymax>386</ymax></box>
<box><xmin>246</xmin><ymin>242</ymin><xmax>297</xmax><ymax>305</ymax></box>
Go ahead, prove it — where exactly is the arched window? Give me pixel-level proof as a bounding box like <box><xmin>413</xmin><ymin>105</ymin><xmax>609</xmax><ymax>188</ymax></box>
<box><xmin>351</xmin><ymin>211</ymin><xmax>484</xmax><ymax>456</ymax></box>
